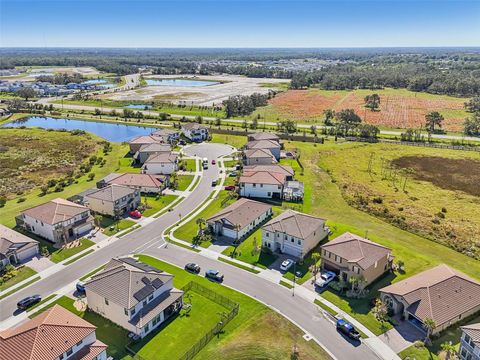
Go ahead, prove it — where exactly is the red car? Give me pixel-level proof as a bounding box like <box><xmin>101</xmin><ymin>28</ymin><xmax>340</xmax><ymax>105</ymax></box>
<box><xmin>211</xmin><ymin>159</ymin><xmax>216</xmax><ymax>165</ymax></box>
<box><xmin>224</xmin><ymin>185</ymin><xmax>235</xmax><ymax>191</ymax></box>
<box><xmin>129</xmin><ymin>210</ymin><xmax>142</xmax><ymax>219</ymax></box>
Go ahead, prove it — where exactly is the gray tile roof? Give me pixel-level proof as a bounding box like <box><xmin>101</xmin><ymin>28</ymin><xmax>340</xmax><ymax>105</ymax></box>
<box><xmin>0</xmin><ymin>224</ymin><xmax>38</xmax><ymax>256</ymax></box>
<box><xmin>262</xmin><ymin>210</ymin><xmax>325</xmax><ymax>240</ymax></box>
<box><xmin>144</xmin><ymin>152</ymin><xmax>178</xmax><ymax>164</ymax></box>
<box><xmin>207</xmin><ymin>198</ymin><xmax>272</xmax><ymax>229</ymax></box>
<box><xmin>129</xmin><ymin>289</ymin><xmax>183</xmax><ymax>328</ymax></box>
<box><xmin>22</xmin><ymin>198</ymin><xmax>90</xmax><ymax>225</ymax></box>
<box><xmin>247</xmin><ymin>140</ymin><xmax>281</xmax><ymax>150</ymax></box>
<box><xmin>462</xmin><ymin>323</ymin><xmax>480</xmax><ymax>346</ymax></box>
<box><xmin>85</xmin><ymin>185</ymin><xmax>136</xmax><ymax>202</ymax></box>
<box><xmin>138</xmin><ymin>143</ymin><xmax>171</xmax><ymax>153</ymax></box>
<box><xmin>248</xmin><ymin>132</ymin><xmax>280</xmax><ymax>142</ymax></box>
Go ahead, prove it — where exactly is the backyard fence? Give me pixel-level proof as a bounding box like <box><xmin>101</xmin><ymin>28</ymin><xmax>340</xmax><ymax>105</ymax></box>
<box><xmin>178</xmin><ymin>281</ymin><xmax>239</xmax><ymax>360</ymax></box>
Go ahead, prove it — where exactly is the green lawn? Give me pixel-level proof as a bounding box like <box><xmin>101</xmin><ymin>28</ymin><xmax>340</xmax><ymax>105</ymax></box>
<box><xmin>132</xmin><ymin>293</ymin><xmax>228</xmax><ymax>359</ymax></box>
<box><xmin>176</xmin><ymin>175</ymin><xmax>194</xmax><ymax>191</ymax></box>
<box><xmin>211</xmin><ymin>133</ymin><xmax>247</xmax><ymax>150</ymax></box>
<box><xmin>0</xmin><ymin>266</ymin><xmax>37</xmax><ymax>291</ymax></box>
<box><xmin>136</xmin><ymin>255</ymin><xmax>331</xmax><ymax>360</ymax></box>
<box><xmin>141</xmin><ymin>195</ymin><xmax>178</xmax><ymax>217</ymax></box>
<box><xmin>223</xmin><ymin>160</ymin><xmax>238</xmax><ymax>168</ymax></box>
<box><xmin>101</xmin><ymin>217</ymin><xmax>136</xmax><ymax>236</ymax></box>
<box><xmin>30</xmin><ymin>296</ymin><xmax>130</xmax><ymax>359</ymax></box>
<box><xmin>180</xmin><ymin>158</ymin><xmax>197</xmax><ymax>172</ymax></box>
<box><xmin>49</xmin><ymin>238</ymin><xmax>95</xmax><ymax>263</ymax></box>
<box><xmin>117</xmin><ymin>157</ymin><xmax>142</xmax><ymax>173</ymax></box>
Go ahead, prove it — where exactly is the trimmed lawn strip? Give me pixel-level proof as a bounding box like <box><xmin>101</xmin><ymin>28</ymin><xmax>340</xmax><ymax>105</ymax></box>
<box><xmin>80</xmin><ymin>264</ymin><xmax>106</xmax><ymax>281</ymax></box>
<box><xmin>117</xmin><ymin>224</ymin><xmax>141</xmax><ymax>237</ymax></box>
<box><xmin>181</xmin><ymin>158</ymin><xmax>197</xmax><ymax>172</ymax></box>
<box><xmin>223</xmin><ymin>160</ymin><xmax>238</xmax><ymax>168</ymax></box>
<box><xmin>64</xmin><ymin>248</ymin><xmax>95</xmax><ymax>265</ymax></box>
<box><xmin>176</xmin><ymin>174</ymin><xmax>194</xmax><ymax>191</ymax></box>
<box><xmin>50</xmin><ymin>238</ymin><xmax>95</xmax><ymax>263</ymax></box>
<box><xmin>102</xmin><ymin>218</ymin><xmax>136</xmax><ymax>236</ymax></box>
<box><xmin>0</xmin><ymin>266</ymin><xmax>37</xmax><ymax>291</ymax></box>
<box><xmin>189</xmin><ymin>175</ymin><xmax>201</xmax><ymax>191</ymax></box>
<box><xmin>136</xmin><ymin>255</ymin><xmax>331</xmax><ymax>360</ymax></box>
<box><xmin>166</xmin><ymin>237</ymin><xmax>201</xmax><ymax>252</ymax></box>
<box><xmin>153</xmin><ymin>196</ymin><xmax>183</xmax><ymax>218</ymax></box>
<box><xmin>28</xmin><ymin>293</ymin><xmax>57</xmax><ymax>311</ymax></box>
<box><xmin>218</xmin><ymin>257</ymin><xmax>260</xmax><ymax>274</ymax></box>
<box><xmin>279</xmin><ymin>280</ymin><xmax>293</xmax><ymax>289</ymax></box>
<box><xmin>0</xmin><ymin>276</ymin><xmax>41</xmax><ymax>300</ymax></box>
<box><xmin>313</xmin><ymin>299</ymin><xmax>338</xmax><ymax>317</ymax></box>
<box><xmin>141</xmin><ymin>194</ymin><xmax>178</xmax><ymax>217</ymax></box>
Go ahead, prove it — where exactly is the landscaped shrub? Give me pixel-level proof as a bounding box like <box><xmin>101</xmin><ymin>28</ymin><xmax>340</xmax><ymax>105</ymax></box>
<box><xmin>17</xmin><ymin>197</ymin><xmax>26</xmax><ymax>203</ymax></box>
<box><xmin>87</xmin><ymin>173</ymin><xmax>95</xmax><ymax>181</ymax></box>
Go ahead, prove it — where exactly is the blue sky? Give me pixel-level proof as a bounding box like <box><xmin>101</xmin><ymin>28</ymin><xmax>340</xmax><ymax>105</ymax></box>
<box><xmin>1</xmin><ymin>0</ymin><xmax>479</xmax><ymax>47</ymax></box>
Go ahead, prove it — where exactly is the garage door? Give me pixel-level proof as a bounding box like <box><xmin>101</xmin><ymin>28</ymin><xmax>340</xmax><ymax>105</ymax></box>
<box><xmin>283</xmin><ymin>243</ymin><xmax>302</xmax><ymax>258</ymax></box>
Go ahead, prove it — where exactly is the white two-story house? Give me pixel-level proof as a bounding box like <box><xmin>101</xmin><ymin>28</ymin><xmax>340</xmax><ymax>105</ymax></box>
<box><xmin>16</xmin><ymin>198</ymin><xmax>94</xmax><ymax>245</ymax></box>
<box><xmin>85</xmin><ymin>257</ymin><xmax>183</xmax><ymax>338</ymax></box>
<box><xmin>460</xmin><ymin>323</ymin><xmax>480</xmax><ymax>360</ymax></box>
<box><xmin>181</xmin><ymin>123</ymin><xmax>209</xmax><ymax>142</ymax></box>
<box><xmin>142</xmin><ymin>152</ymin><xmax>179</xmax><ymax>175</ymax></box>
<box><xmin>239</xmin><ymin>170</ymin><xmax>286</xmax><ymax>199</ymax></box>
<box><xmin>84</xmin><ymin>185</ymin><xmax>140</xmax><ymax>218</ymax></box>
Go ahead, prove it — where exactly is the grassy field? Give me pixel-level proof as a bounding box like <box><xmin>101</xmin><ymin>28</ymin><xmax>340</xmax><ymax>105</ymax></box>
<box><xmin>49</xmin><ymin>238</ymin><xmax>95</xmax><ymax>263</ymax></box>
<box><xmin>211</xmin><ymin>133</ymin><xmax>247</xmax><ymax>150</ymax></box>
<box><xmin>0</xmin><ymin>266</ymin><xmax>37</xmax><ymax>291</ymax></box>
<box><xmin>180</xmin><ymin>158</ymin><xmax>197</xmax><ymax>172</ymax></box>
<box><xmin>137</xmin><ymin>255</ymin><xmax>331</xmax><ymax>360</ymax></box>
<box><xmin>175</xmin><ymin>174</ymin><xmax>194</xmax><ymax>191</ymax></box>
<box><xmin>101</xmin><ymin>217</ymin><xmax>136</xmax><ymax>236</ymax></box>
<box><xmin>249</xmin><ymin>88</ymin><xmax>469</xmax><ymax>132</ymax></box>
<box><xmin>141</xmin><ymin>194</ymin><xmax>178</xmax><ymax>217</ymax></box>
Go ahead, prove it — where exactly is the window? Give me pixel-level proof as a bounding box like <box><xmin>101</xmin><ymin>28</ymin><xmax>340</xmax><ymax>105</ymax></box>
<box><xmin>260</xmin><ymin>184</ymin><xmax>263</xmax><ymax>188</ymax></box>
<box><xmin>66</xmin><ymin>348</ymin><xmax>73</xmax><ymax>356</ymax></box>
<box><xmin>124</xmin><ymin>308</ymin><xmax>128</xmax><ymax>316</ymax></box>
<box><xmin>131</xmin><ymin>308</ymin><xmax>136</xmax><ymax>315</ymax></box>
<box><xmin>253</xmin><ymin>183</ymin><xmax>256</xmax><ymax>188</ymax></box>
<box><xmin>148</xmin><ymin>294</ymin><xmax>153</xmax><ymax>301</ymax></box>
<box><xmin>143</xmin><ymin>300</ymin><xmax>147</xmax><ymax>306</ymax></box>
<box><xmin>144</xmin><ymin>324</ymin><xmax>149</xmax><ymax>332</ymax></box>
<box><xmin>266</xmin><ymin>232</ymin><xmax>269</xmax><ymax>237</ymax></box>
<box><xmin>297</xmin><ymin>239</ymin><xmax>301</xmax><ymax>245</ymax></box>
<box><xmin>291</xmin><ymin>238</ymin><xmax>294</xmax><ymax>243</ymax></box>
<box><xmin>76</xmin><ymin>340</ymin><xmax>82</xmax><ymax>346</ymax></box>
<box><xmin>104</xmin><ymin>298</ymin><xmax>109</xmax><ymax>305</ymax></box>
<box><xmin>59</xmin><ymin>354</ymin><xmax>64</xmax><ymax>360</ymax></box>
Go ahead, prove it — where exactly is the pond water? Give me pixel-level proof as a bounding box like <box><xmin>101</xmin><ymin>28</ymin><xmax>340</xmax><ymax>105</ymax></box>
<box><xmin>81</xmin><ymin>79</ymin><xmax>115</xmax><ymax>88</ymax></box>
<box><xmin>145</xmin><ymin>78</ymin><xmax>220</xmax><ymax>87</ymax></box>
<box><xmin>125</xmin><ymin>104</ymin><xmax>152</xmax><ymax>109</ymax></box>
<box><xmin>3</xmin><ymin>116</ymin><xmax>155</xmax><ymax>142</ymax></box>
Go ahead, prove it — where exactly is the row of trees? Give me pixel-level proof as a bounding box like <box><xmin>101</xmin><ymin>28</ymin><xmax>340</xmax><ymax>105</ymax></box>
<box><xmin>464</xmin><ymin>97</ymin><xmax>480</xmax><ymax>136</ymax></box>
<box><xmin>223</xmin><ymin>92</ymin><xmax>272</xmax><ymax>117</ymax></box>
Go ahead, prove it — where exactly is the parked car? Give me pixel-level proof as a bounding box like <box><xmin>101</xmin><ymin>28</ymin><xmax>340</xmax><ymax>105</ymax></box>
<box><xmin>315</xmin><ymin>271</ymin><xmax>336</xmax><ymax>288</ymax></box>
<box><xmin>280</xmin><ymin>259</ymin><xmax>294</xmax><ymax>271</ymax></box>
<box><xmin>336</xmin><ymin>319</ymin><xmax>361</xmax><ymax>340</ymax></box>
<box><xmin>205</xmin><ymin>269</ymin><xmax>224</xmax><ymax>282</ymax></box>
<box><xmin>211</xmin><ymin>180</ymin><xmax>217</xmax><ymax>186</ymax></box>
<box><xmin>228</xmin><ymin>172</ymin><xmax>237</xmax><ymax>177</ymax></box>
<box><xmin>129</xmin><ymin>209</ymin><xmax>142</xmax><ymax>219</ymax></box>
<box><xmin>224</xmin><ymin>185</ymin><xmax>235</xmax><ymax>191</ymax></box>
<box><xmin>17</xmin><ymin>295</ymin><xmax>41</xmax><ymax>310</ymax></box>
<box><xmin>211</xmin><ymin>159</ymin><xmax>216</xmax><ymax>165</ymax></box>
<box><xmin>76</xmin><ymin>281</ymin><xmax>86</xmax><ymax>293</ymax></box>
<box><xmin>235</xmin><ymin>164</ymin><xmax>241</xmax><ymax>170</ymax></box>
<box><xmin>184</xmin><ymin>263</ymin><xmax>201</xmax><ymax>274</ymax></box>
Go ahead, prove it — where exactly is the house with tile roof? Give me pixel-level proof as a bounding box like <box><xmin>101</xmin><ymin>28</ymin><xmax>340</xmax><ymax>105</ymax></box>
<box><xmin>101</xmin><ymin>173</ymin><xmax>168</xmax><ymax>194</ymax></box>
<box><xmin>84</xmin><ymin>185</ymin><xmax>140</xmax><ymax>217</ymax></box>
<box><xmin>246</xmin><ymin>139</ymin><xmax>281</xmax><ymax>160</ymax></box>
<box><xmin>460</xmin><ymin>323</ymin><xmax>480</xmax><ymax>360</ymax></box>
<box><xmin>85</xmin><ymin>257</ymin><xmax>183</xmax><ymax>338</ymax></box>
<box><xmin>133</xmin><ymin>143</ymin><xmax>172</xmax><ymax>164</ymax></box>
<box><xmin>141</xmin><ymin>152</ymin><xmax>179</xmax><ymax>175</ymax></box>
<box><xmin>128</xmin><ymin>135</ymin><xmax>163</xmax><ymax>154</ymax></box>
<box><xmin>207</xmin><ymin>198</ymin><xmax>272</xmax><ymax>241</ymax></box>
<box><xmin>243</xmin><ymin>165</ymin><xmax>294</xmax><ymax>179</ymax></box>
<box><xmin>247</xmin><ymin>132</ymin><xmax>280</xmax><ymax>143</ymax></box>
<box><xmin>16</xmin><ymin>198</ymin><xmax>93</xmax><ymax>245</ymax></box>
<box><xmin>181</xmin><ymin>123</ymin><xmax>209</xmax><ymax>142</ymax></box>
<box><xmin>0</xmin><ymin>224</ymin><xmax>39</xmax><ymax>269</ymax></box>
<box><xmin>321</xmin><ymin>232</ymin><xmax>392</xmax><ymax>286</ymax></box>
<box><xmin>379</xmin><ymin>264</ymin><xmax>480</xmax><ymax>335</ymax></box>
<box><xmin>262</xmin><ymin>210</ymin><xmax>328</xmax><ymax>258</ymax></box>
<box><xmin>151</xmin><ymin>128</ymin><xmax>180</xmax><ymax>144</ymax></box>
<box><xmin>239</xmin><ymin>170</ymin><xmax>286</xmax><ymax>199</ymax></box>
<box><xmin>0</xmin><ymin>304</ymin><xmax>108</xmax><ymax>360</ymax></box>
<box><xmin>243</xmin><ymin>148</ymin><xmax>278</xmax><ymax>165</ymax></box>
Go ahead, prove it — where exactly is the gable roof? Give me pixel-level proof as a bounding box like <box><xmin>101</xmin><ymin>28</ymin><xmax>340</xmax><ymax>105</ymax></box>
<box><xmin>207</xmin><ymin>198</ymin><xmax>272</xmax><ymax>229</ymax></box>
<box><xmin>462</xmin><ymin>323</ymin><xmax>480</xmax><ymax>347</ymax></box>
<box><xmin>244</xmin><ymin>149</ymin><xmax>277</xmax><ymax>162</ymax></box>
<box><xmin>22</xmin><ymin>198</ymin><xmax>89</xmax><ymax>225</ymax></box>
<box><xmin>0</xmin><ymin>305</ymin><xmax>105</xmax><ymax>360</ymax></box>
<box><xmin>243</xmin><ymin>164</ymin><xmax>294</xmax><ymax>176</ymax></box>
<box><xmin>380</xmin><ymin>264</ymin><xmax>480</xmax><ymax>326</ymax></box>
<box><xmin>85</xmin><ymin>185</ymin><xmax>136</xmax><ymax>203</ymax></box>
<box><xmin>144</xmin><ymin>152</ymin><xmax>178</xmax><ymax>165</ymax></box>
<box><xmin>239</xmin><ymin>171</ymin><xmax>285</xmax><ymax>185</ymax></box>
<box><xmin>247</xmin><ymin>140</ymin><xmax>281</xmax><ymax>150</ymax></box>
<box><xmin>0</xmin><ymin>224</ymin><xmax>38</xmax><ymax>256</ymax></box>
<box><xmin>321</xmin><ymin>232</ymin><xmax>391</xmax><ymax>269</ymax></box>
<box><xmin>85</xmin><ymin>257</ymin><xmax>173</xmax><ymax>309</ymax></box>
<box><xmin>248</xmin><ymin>132</ymin><xmax>280</xmax><ymax>142</ymax></box>
<box><xmin>138</xmin><ymin>143</ymin><xmax>171</xmax><ymax>153</ymax></box>
<box><xmin>107</xmin><ymin>173</ymin><xmax>167</xmax><ymax>189</ymax></box>
<box><xmin>182</xmin><ymin>122</ymin><xmax>206</xmax><ymax>131</ymax></box>
<box><xmin>128</xmin><ymin>135</ymin><xmax>161</xmax><ymax>145</ymax></box>
<box><xmin>262</xmin><ymin>210</ymin><xmax>325</xmax><ymax>240</ymax></box>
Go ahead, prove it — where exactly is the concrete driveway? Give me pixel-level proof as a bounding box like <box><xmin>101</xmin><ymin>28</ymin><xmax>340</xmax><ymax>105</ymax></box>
<box><xmin>378</xmin><ymin>319</ymin><xmax>425</xmax><ymax>353</ymax></box>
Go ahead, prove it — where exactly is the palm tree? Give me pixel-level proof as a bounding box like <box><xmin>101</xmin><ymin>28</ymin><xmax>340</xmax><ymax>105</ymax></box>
<box><xmin>311</xmin><ymin>252</ymin><xmax>321</xmax><ymax>281</ymax></box>
<box><xmin>423</xmin><ymin>317</ymin><xmax>436</xmax><ymax>345</ymax></box>
<box><xmin>196</xmin><ymin>218</ymin><xmax>206</xmax><ymax>233</ymax></box>
<box><xmin>425</xmin><ymin>111</ymin><xmax>444</xmax><ymax>133</ymax></box>
<box><xmin>440</xmin><ymin>341</ymin><xmax>457</xmax><ymax>360</ymax></box>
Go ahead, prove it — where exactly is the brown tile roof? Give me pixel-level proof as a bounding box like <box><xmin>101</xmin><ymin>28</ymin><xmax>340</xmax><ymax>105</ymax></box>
<box><xmin>0</xmin><ymin>224</ymin><xmax>38</xmax><ymax>256</ymax></box>
<box><xmin>239</xmin><ymin>171</ymin><xmax>285</xmax><ymax>185</ymax></box>
<box><xmin>182</xmin><ymin>122</ymin><xmax>206</xmax><ymax>131</ymax></box>
<box><xmin>107</xmin><ymin>173</ymin><xmax>167</xmax><ymax>189</ymax></box>
<box><xmin>243</xmin><ymin>164</ymin><xmax>294</xmax><ymax>176</ymax></box>
<box><xmin>0</xmin><ymin>305</ymin><xmax>99</xmax><ymax>360</ymax></box>
<box><xmin>263</xmin><ymin>210</ymin><xmax>325</xmax><ymax>240</ymax></box>
<box><xmin>248</xmin><ymin>132</ymin><xmax>280</xmax><ymax>142</ymax></box>
<box><xmin>207</xmin><ymin>198</ymin><xmax>272</xmax><ymax>229</ymax></box>
<box><xmin>321</xmin><ymin>232</ymin><xmax>391</xmax><ymax>270</ymax></box>
<box><xmin>129</xmin><ymin>135</ymin><xmax>161</xmax><ymax>145</ymax></box>
<box><xmin>462</xmin><ymin>323</ymin><xmax>480</xmax><ymax>346</ymax></box>
<box><xmin>130</xmin><ymin>288</ymin><xmax>183</xmax><ymax>328</ymax></box>
<box><xmin>247</xmin><ymin>140</ymin><xmax>281</xmax><ymax>150</ymax></box>
<box><xmin>85</xmin><ymin>184</ymin><xmax>136</xmax><ymax>203</ymax></box>
<box><xmin>138</xmin><ymin>143</ymin><xmax>171</xmax><ymax>153</ymax></box>
<box><xmin>85</xmin><ymin>257</ymin><xmax>173</xmax><ymax>308</ymax></box>
<box><xmin>380</xmin><ymin>264</ymin><xmax>480</xmax><ymax>327</ymax></box>
<box><xmin>22</xmin><ymin>198</ymin><xmax>89</xmax><ymax>225</ymax></box>
<box><xmin>144</xmin><ymin>152</ymin><xmax>178</xmax><ymax>164</ymax></box>
<box><xmin>244</xmin><ymin>149</ymin><xmax>277</xmax><ymax>162</ymax></box>
<box><xmin>70</xmin><ymin>340</ymin><xmax>108</xmax><ymax>360</ymax></box>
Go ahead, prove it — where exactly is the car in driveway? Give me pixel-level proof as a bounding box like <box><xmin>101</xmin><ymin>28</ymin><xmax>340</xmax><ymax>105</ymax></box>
<box><xmin>129</xmin><ymin>209</ymin><xmax>142</xmax><ymax>219</ymax></box>
<box><xmin>184</xmin><ymin>263</ymin><xmax>201</xmax><ymax>274</ymax></box>
<box><xmin>314</xmin><ymin>271</ymin><xmax>336</xmax><ymax>288</ymax></box>
<box><xmin>336</xmin><ymin>319</ymin><xmax>361</xmax><ymax>341</ymax></box>
<box><xmin>76</xmin><ymin>281</ymin><xmax>86</xmax><ymax>293</ymax></box>
<box><xmin>228</xmin><ymin>172</ymin><xmax>237</xmax><ymax>177</ymax></box>
<box><xmin>17</xmin><ymin>295</ymin><xmax>41</xmax><ymax>310</ymax></box>
<box><xmin>205</xmin><ymin>269</ymin><xmax>224</xmax><ymax>282</ymax></box>
<box><xmin>280</xmin><ymin>259</ymin><xmax>294</xmax><ymax>271</ymax></box>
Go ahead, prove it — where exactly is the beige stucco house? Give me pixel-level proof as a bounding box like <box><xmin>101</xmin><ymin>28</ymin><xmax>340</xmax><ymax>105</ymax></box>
<box><xmin>0</xmin><ymin>225</ymin><xmax>39</xmax><ymax>269</ymax></box>
<box><xmin>84</xmin><ymin>184</ymin><xmax>140</xmax><ymax>217</ymax></box>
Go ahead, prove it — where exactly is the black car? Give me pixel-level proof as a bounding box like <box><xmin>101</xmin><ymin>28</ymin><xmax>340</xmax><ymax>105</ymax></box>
<box><xmin>211</xmin><ymin>180</ymin><xmax>217</xmax><ymax>186</ymax></box>
<box><xmin>205</xmin><ymin>269</ymin><xmax>224</xmax><ymax>282</ymax></box>
<box><xmin>17</xmin><ymin>295</ymin><xmax>41</xmax><ymax>310</ymax></box>
<box><xmin>184</xmin><ymin>263</ymin><xmax>201</xmax><ymax>274</ymax></box>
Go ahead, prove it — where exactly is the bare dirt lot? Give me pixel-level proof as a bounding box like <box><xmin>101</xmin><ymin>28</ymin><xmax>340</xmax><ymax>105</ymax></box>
<box><xmin>106</xmin><ymin>74</ymin><xmax>289</xmax><ymax>106</ymax></box>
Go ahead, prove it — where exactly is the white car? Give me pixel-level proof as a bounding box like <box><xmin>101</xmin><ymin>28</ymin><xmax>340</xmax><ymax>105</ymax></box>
<box><xmin>280</xmin><ymin>259</ymin><xmax>294</xmax><ymax>271</ymax></box>
<box><xmin>315</xmin><ymin>271</ymin><xmax>336</xmax><ymax>288</ymax></box>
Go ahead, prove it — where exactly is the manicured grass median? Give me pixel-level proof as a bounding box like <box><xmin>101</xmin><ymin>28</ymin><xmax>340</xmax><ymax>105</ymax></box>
<box><xmin>0</xmin><ymin>266</ymin><xmax>37</xmax><ymax>291</ymax></box>
<box><xmin>102</xmin><ymin>218</ymin><xmax>136</xmax><ymax>236</ymax></box>
<box><xmin>176</xmin><ymin>174</ymin><xmax>194</xmax><ymax>191</ymax></box>
<box><xmin>49</xmin><ymin>238</ymin><xmax>95</xmax><ymax>263</ymax></box>
<box><xmin>142</xmin><ymin>195</ymin><xmax>178</xmax><ymax>217</ymax></box>
<box><xmin>218</xmin><ymin>257</ymin><xmax>260</xmax><ymax>274</ymax></box>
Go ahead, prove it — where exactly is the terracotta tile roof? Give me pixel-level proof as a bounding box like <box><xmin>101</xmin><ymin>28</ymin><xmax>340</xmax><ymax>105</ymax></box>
<box><xmin>107</xmin><ymin>173</ymin><xmax>167</xmax><ymax>189</ymax></box>
<box><xmin>22</xmin><ymin>198</ymin><xmax>90</xmax><ymax>225</ymax></box>
<box><xmin>207</xmin><ymin>198</ymin><xmax>272</xmax><ymax>229</ymax></box>
<box><xmin>70</xmin><ymin>340</ymin><xmax>108</xmax><ymax>360</ymax></box>
<box><xmin>248</xmin><ymin>132</ymin><xmax>280</xmax><ymax>142</ymax></box>
<box><xmin>144</xmin><ymin>152</ymin><xmax>178</xmax><ymax>164</ymax></box>
<box><xmin>244</xmin><ymin>149</ymin><xmax>277</xmax><ymax>162</ymax></box>
<box><xmin>85</xmin><ymin>185</ymin><xmax>136</xmax><ymax>202</ymax></box>
<box><xmin>239</xmin><ymin>171</ymin><xmax>285</xmax><ymax>185</ymax></box>
<box><xmin>243</xmin><ymin>164</ymin><xmax>294</xmax><ymax>176</ymax></box>
<box><xmin>263</xmin><ymin>210</ymin><xmax>325</xmax><ymax>240</ymax></box>
<box><xmin>321</xmin><ymin>232</ymin><xmax>391</xmax><ymax>270</ymax></box>
<box><xmin>0</xmin><ymin>224</ymin><xmax>38</xmax><ymax>256</ymax></box>
<box><xmin>85</xmin><ymin>257</ymin><xmax>173</xmax><ymax>308</ymax></box>
<box><xmin>380</xmin><ymin>264</ymin><xmax>480</xmax><ymax>327</ymax></box>
<box><xmin>247</xmin><ymin>140</ymin><xmax>281</xmax><ymax>150</ymax></box>
<box><xmin>461</xmin><ymin>323</ymin><xmax>480</xmax><ymax>347</ymax></box>
<box><xmin>128</xmin><ymin>135</ymin><xmax>160</xmax><ymax>145</ymax></box>
<box><xmin>0</xmin><ymin>305</ymin><xmax>99</xmax><ymax>360</ymax></box>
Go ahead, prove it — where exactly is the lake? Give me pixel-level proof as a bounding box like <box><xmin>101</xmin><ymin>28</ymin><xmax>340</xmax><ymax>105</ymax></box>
<box><xmin>2</xmin><ymin>116</ymin><xmax>156</xmax><ymax>142</ymax></box>
<box><xmin>145</xmin><ymin>78</ymin><xmax>220</xmax><ymax>87</ymax></box>
<box><xmin>125</xmin><ymin>104</ymin><xmax>152</xmax><ymax>109</ymax></box>
<box><xmin>81</xmin><ymin>79</ymin><xmax>115</xmax><ymax>89</ymax></box>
